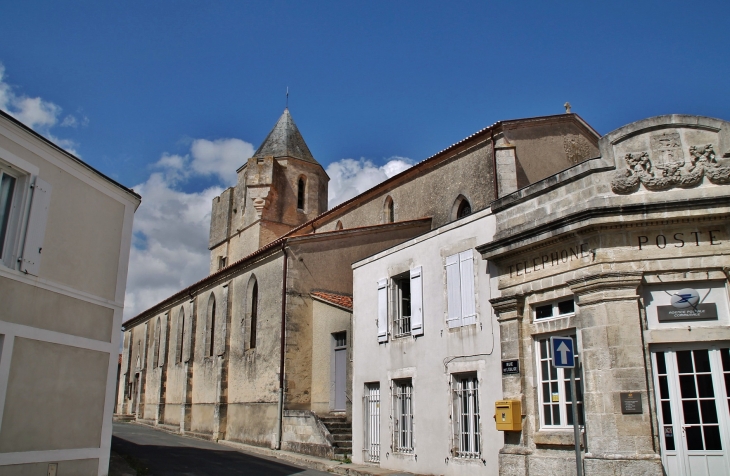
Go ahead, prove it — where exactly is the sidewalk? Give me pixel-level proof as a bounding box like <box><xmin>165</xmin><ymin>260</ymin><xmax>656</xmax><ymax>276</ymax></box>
<box><xmin>116</xmin><ymin>419</ymin><xmax>416</xmax><ymax>476</ymax></box>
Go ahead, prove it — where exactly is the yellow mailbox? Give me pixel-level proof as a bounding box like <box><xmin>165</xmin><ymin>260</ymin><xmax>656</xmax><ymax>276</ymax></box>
<box><xmin>495</xmin><ymin>400</ymin><xmax>522</xmax><ymax>431</ymax></box>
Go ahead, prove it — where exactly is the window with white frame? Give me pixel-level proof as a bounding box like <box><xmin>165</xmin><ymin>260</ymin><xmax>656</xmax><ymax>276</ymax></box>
<box><xmin>535</xmin><ymin>335</ymin><xmax>584</xmax><ymax>429</ymax></box>
<box><xmin>453</xmin><ymin>374</ymin><xmax>480</xmax><ymax>459</ymax></box>
<box><xmin>393</xmin><ymin>379</ymin><xmax>414</xmax><ymax>453</ymax></box>
<box><xmin>0</xmin><ymin>156</ymin><xmax>51</xmax><ymax>274</ymax></box>
<box><xmin>392</xmin><ymin>272</ymin><xmax>411</xmax><ymax>338</ymax></box>
<box><xmin>363</xmin><ymin>382</ymin><xmax>380</xmax><ymax>463</ymax></box>
<box><xmin>534</xmin><ymin>298</ymin><xmax>575</xmax><ymax>320</ymax></box>
<box><xmin>445</xmin><ymin>251</ymin><xmax>477</xmax><ymax>328</ymax></box>
<box><xmin>377</xmin><ymin>267</ymin><xmax>423</xmax><ymax>342</ymax></box>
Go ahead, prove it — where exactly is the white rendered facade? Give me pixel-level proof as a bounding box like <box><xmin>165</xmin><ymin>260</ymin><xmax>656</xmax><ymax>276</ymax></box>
<box><xmin>0</xmin><ymin>111</ymin><xmax>139</xmax><ymax>475</ymax></box>
<box><xmin>352</xmin><ymin>207</ymin><xmax>502</xmax><ymax>475</ymax></box>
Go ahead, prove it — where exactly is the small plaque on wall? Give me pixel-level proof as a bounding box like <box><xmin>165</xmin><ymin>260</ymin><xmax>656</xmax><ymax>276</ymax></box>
<box><xmin>620</xmin><ymin>392</ymin><xmax>643</xmax><ymax>414</ymax></box>
<box><xmin>502</xmin><ymin>360</ymin><xmax>520</xmax><ymax>375</ymax></box>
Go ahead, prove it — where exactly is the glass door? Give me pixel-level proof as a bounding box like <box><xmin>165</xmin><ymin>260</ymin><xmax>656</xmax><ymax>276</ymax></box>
<box><xmin>653</xmin><ymin>347</ymin><xmax>730</xmax><ymax>476</ymax></box>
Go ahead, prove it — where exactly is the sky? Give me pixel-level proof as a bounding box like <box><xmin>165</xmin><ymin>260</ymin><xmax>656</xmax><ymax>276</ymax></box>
<box><xmin>1</xmin><ymin>1</ymin><xmax>728</xmax><ymax>319</ymax></box>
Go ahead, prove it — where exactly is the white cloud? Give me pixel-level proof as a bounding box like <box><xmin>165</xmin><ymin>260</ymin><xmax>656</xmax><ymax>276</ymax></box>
<box><xmin>191</xmin><ymin>138</ymin><xmax>254</xmax><ymax>186</ymax></box>
<box><xmin>0</xmin><ymin>62</ymin><xmax>80</xmax><ymax>153</ymax></box>
<box><xmin>123</xmin><ymin>138</ymin><xmax>255</xmax><ymax>320</ymax></box>
<box><xmin>326</xmin><ymin>156</ymin><xmax>413</xmax><ymax>208</ymax></box>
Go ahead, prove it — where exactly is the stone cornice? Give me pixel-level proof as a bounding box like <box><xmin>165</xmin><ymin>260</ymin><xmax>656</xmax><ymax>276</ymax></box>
<box><xmin>490</xmin><ymin>294</ymin><xmax>525</xmax><ymax>321</ymax></box>
<box><xmin>568</xmin><ymin>272</ymin><xmax>643</xmax><ymax>306</ymax></box>
<box><xmin>478</xmin><ymin>196</ymin><xmax>730</xmax><ymax>259</ymax></box>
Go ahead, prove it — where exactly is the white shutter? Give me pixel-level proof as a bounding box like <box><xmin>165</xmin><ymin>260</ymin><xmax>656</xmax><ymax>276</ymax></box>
<box><xmin>20</xmin><ymin>177</ymin><xmax>52</xmax><ymax>275</ymax></box>
<box><xmin>446</xmin><ymin>254</ymin><xmax>462</xmax><ymax>328</ymax></box>
<box><xmin>377</xmin><ymin>279</ymin><xmax>388</xmax><ymax>342</ymax></box>
<box><xmin>410</xmin><ymin>267</ymin><xmax>423</xmax><ymax>337</ymax></box>
<box><xmin>459</xmin><ymin>250</ymin><xmax>477</xmax><ymax>325</ymax></box>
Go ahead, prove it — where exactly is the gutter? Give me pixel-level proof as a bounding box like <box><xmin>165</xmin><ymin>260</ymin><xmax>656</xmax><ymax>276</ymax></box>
<box><xmin>275</xmin><ymin>240</ymin><xmax>289</xmax><ymax>450</ymax></box>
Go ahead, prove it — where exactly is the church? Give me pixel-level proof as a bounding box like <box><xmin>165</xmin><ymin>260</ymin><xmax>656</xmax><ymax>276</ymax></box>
<box><xmin>116</xmin><ymin>107</ymin><xmax>600</xmax><ymax>459</ymax></box>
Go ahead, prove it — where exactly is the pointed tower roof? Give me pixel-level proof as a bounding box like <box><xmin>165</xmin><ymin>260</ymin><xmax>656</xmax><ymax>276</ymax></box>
<box><xmin>253</xmin><ymin>108</ymin><xmax>319</xmax><ymax>165</ymax></box>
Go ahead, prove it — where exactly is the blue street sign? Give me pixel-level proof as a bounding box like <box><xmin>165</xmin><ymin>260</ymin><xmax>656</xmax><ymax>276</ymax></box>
<box><xmin>550</xmin><ymin>336</ymin><xmax>575</xmax><ymax>368</ymax></box>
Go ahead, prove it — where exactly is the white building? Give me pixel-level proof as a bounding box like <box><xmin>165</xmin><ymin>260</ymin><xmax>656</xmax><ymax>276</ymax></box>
<box><xmin>351</xmin><ymin>206</ymin><xmax>502</xmax><ymax>474</ymax></box>
<box><xmin>0</xmin><ymin>110</ymin><xmax>140</xmax><ymax>475</ymax></box>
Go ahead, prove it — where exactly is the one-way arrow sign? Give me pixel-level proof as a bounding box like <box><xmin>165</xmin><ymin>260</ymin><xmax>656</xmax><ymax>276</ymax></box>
<box><xmin>550</xmin><ymin>336</ymin><xmax>575</xmax><ymax>368</ymax></box>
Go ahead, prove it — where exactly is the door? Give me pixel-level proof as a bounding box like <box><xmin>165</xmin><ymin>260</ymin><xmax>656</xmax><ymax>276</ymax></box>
<box><xmin>333</xmin><ymin>332</ymin><xmax>347</xmax><ymax>411</ymax></box>
<box><xmin>653</xmin><ymin>347</ymin><xmax>730</xmax><ymax>476</ymax></box>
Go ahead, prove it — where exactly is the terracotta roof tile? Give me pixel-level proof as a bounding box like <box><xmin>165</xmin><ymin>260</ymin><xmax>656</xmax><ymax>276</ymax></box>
<box><xmin>311</xmin><ymin>291</ymin><xmax>353</xmax><ymax>311</ymax></box>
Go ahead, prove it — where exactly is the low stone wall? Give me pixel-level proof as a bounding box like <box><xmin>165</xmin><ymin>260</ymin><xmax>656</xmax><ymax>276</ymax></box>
<box><xmin>281</xmin><ymin>410</ymin><xmax>335</xmax><ymax>459</ymax></box>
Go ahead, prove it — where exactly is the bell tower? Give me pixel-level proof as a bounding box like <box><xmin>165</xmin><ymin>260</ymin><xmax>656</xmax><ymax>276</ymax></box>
<box><xmin>208</xmin><ymin>109</ymin><xmax>329</xmax><ymax>272</ymax></box>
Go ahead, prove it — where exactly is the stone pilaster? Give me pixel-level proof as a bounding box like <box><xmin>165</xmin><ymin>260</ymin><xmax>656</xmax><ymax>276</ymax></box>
<box><xmin>567</xmin><ymin>272</ymin><xmax>663</xmax><ymax>475</ymax></box>
<box><xmin>491</xmin><ymin>294</ymin><xmax>532</xmax><ymax>475</ymax></box>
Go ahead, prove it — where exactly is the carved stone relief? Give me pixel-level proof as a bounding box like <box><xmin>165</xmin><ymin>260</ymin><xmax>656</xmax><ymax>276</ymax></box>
<box><xmin>611</xmin><ymin>133</ymin><xmax>730</xmax><ymax>194</ymax></box>
<box><xmin>563</xmin><ymin>134</ymin><xmax>592</xmax><ymax>165</ymax></box>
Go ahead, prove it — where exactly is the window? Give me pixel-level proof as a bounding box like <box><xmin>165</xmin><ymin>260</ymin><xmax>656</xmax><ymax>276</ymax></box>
<box><xmin>392</xmin><ymin>272</ymin><xmax>411</xmax><ymax>338</ymax></box>
<box><xmin>363</xmin><ymin>383</ymin><xmax>381</xmax><ymax>463</ymax></box>
<box><xmin>206</xmin><ymin>294</ymin><xmax>216</xmax><ymax>357</ymax></box>
<box><xmin>297</xmin><ymin>177</ymin><xmax>306</xmax><ymax>210</ymax></box>
<box><xmin>333</xmin><ymin>331</ymin><xmax>346</xmax><ymax>348</ymax></box>
<box><xmin>535</xmin><ymin>335</ymin><xmax>584</xmax><ymax>429</ymax></box>
<box><xmin>377</xmin><ymin>267</ymin><xmax>423</xmax><ymax>342</ymax></box>
<box><xmin>176</xmin><ymin>308</ymin><xmax>185</xmax><ymax>363</ymax></box>
<box><xmin>335</xmin><ymin>220</ymin><xmax>343</xmax><ymax>230</ymax></box>
<box><xmin>534</xmin><ymin>298</ymin><xmax>575</xmax><ymax>320</ymax></box>
<box><xmin>393</xmin><ymin>379</ymin><xmax>414</xmax><ymax>453</ymax></box>
<box><xmin>0</xmin><ymin>158</ymin><xmax>50</xmax><ymax>274</ymax></box>
<box><xmin>453</xmin><ymin>375</ymin><xmax>480</xmax><ymax>458</ymax></box>
<box><xmin>457</xmin><ymin>199</ymin><xmax>471</xmax><ymax>219</ymax></box>
<box><xmin>445</xmin><ymin>251</ymin><xmax>477</xmax><ymax>328</ymax></box>
<box><xmin>153</xmin><ymin>317</ymin><xmax>161</xmax><ymax>368</ymax></box>
<box><xmin>249</xmin><ymin>281</ymin><xmax>258</xmax><ymax>349</ymax></box>
<box><xmin>384</xmin><ymin>196</ymin><xmax>394</xmax><ymax>223</ymax></box>
<box><xmin>218</xmin><ymin>256</ymin><xmax>227</xmax><ymax>270</ymax></box>
<box><xmin>0</xmin><ymin>170</ymin><xmax>17</xmax><ymax>258</ymax></box>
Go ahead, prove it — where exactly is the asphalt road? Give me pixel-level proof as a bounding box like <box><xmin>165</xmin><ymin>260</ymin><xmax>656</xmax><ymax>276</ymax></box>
<box><xmin>112</xmin><ymin>422</ymin><xmax>329</xmax><ymax>476</ymax></box>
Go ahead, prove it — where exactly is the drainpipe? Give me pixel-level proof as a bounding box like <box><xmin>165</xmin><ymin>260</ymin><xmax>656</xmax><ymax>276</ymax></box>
<box><xmin>275</xmin><ymin>241</ymin><xmax>288</xmax><ymax>450</ymax></box>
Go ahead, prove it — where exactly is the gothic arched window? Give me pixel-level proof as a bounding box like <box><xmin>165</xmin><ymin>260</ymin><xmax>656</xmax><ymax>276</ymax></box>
<box><xmin>177</xmin><ymin>307</ymin><xmax>185</xmax><ymax>363</ymax></box>
<box><xmin>457</xmin><ymin>199</ymin><xmax>472</xmax><ymax>218</ymax></box>
<box><xmin>297</xmin><ymin>178</ymin><xmax>306</xmax><ymax>210</ymax></box>
<box><xmin>384</xmin><ymin>196</ymin><xmax>394</xmax><ymax>223</ymax></box>
<box><xmin>335</xmin><ymin>220</ymin><xmax>343</xmax><ymax>230</ymax></box>
<box><xmin>250</xmin><ymin>280</ymin><xmax>258</xmax><ymax>349</ymax></box>
<box><xmin>206</xmin><ymin>293</ymin><xmax>216</xmax><ymax>357</ymax></box>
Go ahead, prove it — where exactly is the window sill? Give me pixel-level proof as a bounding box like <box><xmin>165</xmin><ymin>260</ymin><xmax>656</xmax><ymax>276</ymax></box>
<box><xmin>534</xmin><ymin>429</ymin><xmax>583</xmax><ymax>447</ymax></box>
<box><xmin>533</xmin><ymin>313</ymin><xmax>575</xmax><ymax>324</ymax></box>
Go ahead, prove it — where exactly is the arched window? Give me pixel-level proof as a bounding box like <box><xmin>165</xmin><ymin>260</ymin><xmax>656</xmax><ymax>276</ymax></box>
<box><xmin>177</xmin><ymin>307</ymin><xmax>185</xmax><ymax>363</ymax></box>
<box><xmin>297</xmin><ymin>177</ymin><xmax>306</xmax><ymax>210</ymax></box>
<box><xmin>452</xmin><ymin>195</ymin><xmax>472</xmax><ymax>221</ymax></box>
<box><xmin>250</xmin><ymin>281</ymin><xmax>258</xmax><ymax>349</ymax></box>
<box><xmin>335</xmin><ymin>220</ymin><xmax>343</xmax><ymax>230</ymax></box>
<box><xmin>153</xmin><ymin>317</ymin><xmax>161</xmax><ymax>367</ymax></box>
<box><xmin>457</xmin><ymin>199</ymin><xmax>472</xmax><ymax>218</ymax></box>
<box><xmin>384</xmin><ymin>196</ymin><xmax>394</xmax><ymax>223</ymax></box>
<box><xmin>206</xmin><ymin>294</ymin><xmax>216</xmax><ymax>357</ymax></box>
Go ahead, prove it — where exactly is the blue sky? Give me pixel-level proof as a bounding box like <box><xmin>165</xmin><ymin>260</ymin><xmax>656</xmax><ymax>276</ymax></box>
<box><xmin>1</xmin><ymin>0</ymin><xmax>728</xmax><ymax>317</ymax></box>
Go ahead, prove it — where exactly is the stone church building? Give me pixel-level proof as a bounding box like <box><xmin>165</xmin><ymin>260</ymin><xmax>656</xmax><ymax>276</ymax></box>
<box><xmin>116</xmin><ymin>108</ymin><xmax>599</xmax><ymax>458</ymax></box>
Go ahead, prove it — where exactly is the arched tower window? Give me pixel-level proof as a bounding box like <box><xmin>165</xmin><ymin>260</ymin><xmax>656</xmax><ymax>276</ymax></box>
<box><xmin>384</xmin><ymin>196</ymin><xmax>394</xmax><ymax>223</ymax></box>
<box><xmin>335</xmin><ymin>220</ymin><xmax>343</xmax><ymax>230</ymax></box>
<box><xmin>297</xmin><ymin>177</ymin><xmax>306</xmax><ymax>210</ymax></box>
<box><xmin>206</xmin><ymin>293</ymin><xmax>216</xmax><ymax>357</ymax></box>
<box><xmin>250</xmin><ymin>280</ymin><xmax>258</xmax><ymax>349</ymax></box>
<box><xmin>177</xmin><ymin>307</ymin><xmax>185</xmax><ymax>363</ymax></box>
